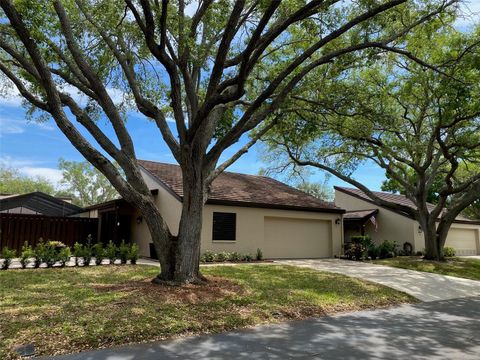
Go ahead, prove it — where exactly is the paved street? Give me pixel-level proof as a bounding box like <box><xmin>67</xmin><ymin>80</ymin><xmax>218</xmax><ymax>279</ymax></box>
<box><xmin>43</xmin><ymin>296</ymin><xmax>480</xmax><ymax>360</ymax></box>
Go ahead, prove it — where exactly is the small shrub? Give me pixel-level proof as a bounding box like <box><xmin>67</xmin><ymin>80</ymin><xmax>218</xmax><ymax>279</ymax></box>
<box><xmin>20</xmin><ymin>242</ymin><xmax>34</xmax><ymax>269</ymax></box>
<box><xmin>34</xmin><ymin>240</ymin><xmax>56</xmax><ymax>268</ymax></box>
<box><xmin>1</xmin><ymin>247</ymin><xmax>17</xmax><ymax>270</ymax></box>
<box><xmin>215</xmin><ymin>251</ymin><xmax>229</xmax><ymax>262</ymax></box>
<box><xmin>105</xmin><ymin>241</ymin><xmax>118</xmax><ymax>264</ymax></box>
<box><xmin>415</xmin><ymin>250</ymin><xmax>424</xmax><ymax>257</ymax></box>
<box><xmin>118</xmin><ymin>240</ymin><xmax>130</xmax><ymax>264</ymax></box>
<box><xmin>443</xmin><ymin>246</ymin><xmax>456</xmax><ymax>257</ymax></box>
<box><xmin>256</xmin><ymin>248</ymin><xmax>263</xmax><ymax>261</ymax></box>
<box><xmin>201</xmin><ymin>250</ymin><xmax>215</xmax><ymax>263</ymax></box>
<box><xmin>57</xmin><ymin>247</ymin><xmax>71</xmax><ymax>267</ymax></box>
<box><xmin>48</xmin><ymin>240</ymin><xmax>66</xmax><ymax>249</ymax></box>
<box><xmin>378</xmin><ymin>240</ymin><xmax>398</xmax><ymax>259</ymax></box>
<box><xmin>345</xmin><ymin>243</ymin><xmax>366</xmax><ymax>261</ymax></box>
<box><xmin>82</xmin><ymin>247</ymin><xmax>92</xmax><ymax>266</ymax></box>
<box><xmin>244</xmin><ymin>254</ymin><xmax>254</xmax><ymax>262</ymax></box>
<box><xmin>92</xmin><ymin>243</ymin><xmax>105</xmax><ymax>265</ymax></box>
<box><xmin>351</xmin><ymin>235</ymin><xmax>373</xmax><ymax>248</ymax></box>
<box><xmin>82</xmin><ymin>235</ymin><xmax>93</xmax><ymax>266</ymax></box>
<box><xmin>229</xmin><ymin>252</ymin><xmax>241</xmax><ymax>262</ymax></box>
<box><xmin>367</xmin><ymin>244</ymin><xmax>380</xmax><ymax>260</ymax></box>
<box><xmin>73</xmin><ymin>242</ymin><xmax>83</xmax><ymax>266</ymax></box>
<box><xmin>33</xmin><ymin>239</ymin><xmax>46</xmax><ymax>268</ymax></box>
<box><xmin>128</xmin><ymin>243</ymin><xmax>139</xmax><ymax>264</ymax></box>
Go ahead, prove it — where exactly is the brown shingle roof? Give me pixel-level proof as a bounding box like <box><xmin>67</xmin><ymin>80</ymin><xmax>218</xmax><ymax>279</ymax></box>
<box><xmin>335</xmin><ymin>187</ymin><xmax>478</xmax><ymax>224</ymax></box>
<box><xmin>344</xmin><ymin>209</ymin><xmax>378</xmax><ymax>221</ymax></box>
<box><xmin>139</xmin><ymin>160</ymin><xmax>344</xmax><ymax>213</ymax></box>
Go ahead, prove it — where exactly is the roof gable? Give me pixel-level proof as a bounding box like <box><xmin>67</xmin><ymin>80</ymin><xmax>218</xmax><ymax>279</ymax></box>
<box><xmin>0</xmin><ymin>192</ymin><xmax>83</xmax><ymax>217</ymax></box>
<box><xmin>139</xmin><ymin>160</ymin><xmax>344</xmax><ymax>213</ymax></box>
<box><xmin>335</xmin><ymin>186</ymin><xmax>478</xmax><ymax>224</ymax></box>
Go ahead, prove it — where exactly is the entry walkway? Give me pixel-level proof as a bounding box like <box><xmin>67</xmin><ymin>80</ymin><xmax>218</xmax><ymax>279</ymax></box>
<box><xmin>278</xmin><ymin>259</ymin><xmax>480</xmax><ymax>302</ymax></box>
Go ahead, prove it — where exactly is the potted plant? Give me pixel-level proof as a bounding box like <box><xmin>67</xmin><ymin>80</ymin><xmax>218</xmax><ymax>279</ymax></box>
<box><xmin>19</xmin><ymin>242</ymin><xmax>34</xmax><ymax>269</ymax></box>
<box><xmin>92</xmin><ymin>242</ymin><xmax>105</xmax><ymax>266</ymax></box>
<box><xmin>128</xmin><ymin>243</ymin><xmax>139</xmax><ymax>265</ymax></box>
<box><xmin>1</xmin><ymin>247</ymin><xmax>16</xmax><ymax>270</ymax></box>
<box><xmin>105</xmin><ymin>241</ymin><xmax>117</xmax><ymax>265</ymax></box>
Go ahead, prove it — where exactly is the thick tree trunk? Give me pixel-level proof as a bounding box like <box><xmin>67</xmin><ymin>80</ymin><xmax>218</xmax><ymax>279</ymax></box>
<box><xmin>146</xmin><ymin>159</ymin><xmax>206</xmax><ymax>285</ymax></box>
<box><xmin>418</xmin><ymin>214</ymin><xmax>444</xmax><ymax>261</ymax></box>
<box><xmin>173</xmin><ymin>161</ymin><xmax>206</xmax><ymax>284</ymax></box>
<box><xmin>423</xmin><ymin>227</ymin><xmax>443</xmax><ymax>261</ymax></box>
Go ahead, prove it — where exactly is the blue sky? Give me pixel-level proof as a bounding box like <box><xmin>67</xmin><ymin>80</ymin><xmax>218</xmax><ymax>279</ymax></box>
<box><xmin>0</xmin><ymin>91</ymin><xmax>387</xmax><ymax>191</ymax></box>
<box><xmin>0</xmin><ymin>2</ymin><xmax>477</xmax><ymax>192</ymax></box>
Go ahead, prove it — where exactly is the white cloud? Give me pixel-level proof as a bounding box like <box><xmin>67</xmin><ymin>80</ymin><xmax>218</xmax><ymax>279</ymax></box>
<box><xmin>0</xmin><ymin>116</ymin><xmax>55</xmax><ymax>137</ymax></box>
<box><xmin>20</xmin><ymin>166</ymin><xmax>63</xmax><ymax>183</ymax></box>
<box><xmin>0</xmin><ymin>156</ymin><xmax>63</xmax><ymax>184</ymax></box>
<box><xmin>0</xmin><ymin>117</ymin><xmax>24</xmax><ymax>135</ymax></box>
<box><xmin>0</xmin><ymin>79</ymin><xmax>126</xmax><ymax>109</ymax></box>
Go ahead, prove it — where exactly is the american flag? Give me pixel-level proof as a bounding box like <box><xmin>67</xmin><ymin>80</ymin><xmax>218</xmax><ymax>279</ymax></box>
<box><xmin>369</xmin><ymin>216</ymin><xmax>378</xmax><ymax>231</ymax></box>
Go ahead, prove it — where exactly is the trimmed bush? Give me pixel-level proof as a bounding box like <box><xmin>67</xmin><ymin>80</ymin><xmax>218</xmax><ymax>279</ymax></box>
<box><xmin>1</xmin><ymin>247</ymin><xmax>17</xmax><ymax>270</ymax></box>
<box><xmin>367</xmin><ymin>244</ymin><xmax>380</xmax><ymax>260</ymax></box>
<box><xmin>443</xmin><ymin>246</ymin><xmax>456</xmax><ymax>257</ymax></box>
<box><xmin>20</xmin><ymin>241</ymin><xmax>34</xmax><ymax>269</ymax></box>
<box><xmin>200</xmin><ymin>251</ymin><xmax>262</xmax><ymax>263</ymax></box>
<box><xmin>378</xmin><ymin>240</ymin><xmax>398</xmax><ymax>259</ymax></box>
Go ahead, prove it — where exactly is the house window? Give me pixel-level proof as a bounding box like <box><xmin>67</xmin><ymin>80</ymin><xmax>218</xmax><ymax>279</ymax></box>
<box><xmin>212</xmin><ymin>212</ymin><xmax>236</xmax><ymax>241</ymax></box>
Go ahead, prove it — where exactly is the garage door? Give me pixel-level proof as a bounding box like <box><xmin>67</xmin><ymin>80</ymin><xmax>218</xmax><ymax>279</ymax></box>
<box><xmin>263</xmin><ymin>217</ymin><xmax>331</xmax><ymax>259</ymax></box>
<box><xmin>445</xmin><ymin>228</ymin><xmax>478</xmax><ymax>256</ymax></box>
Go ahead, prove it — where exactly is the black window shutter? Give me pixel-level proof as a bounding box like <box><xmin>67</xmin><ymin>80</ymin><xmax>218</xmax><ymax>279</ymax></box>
<box><xmin>212</xmin><ymin>212</ymin><xmax>236</xmax><ymax>241</ymax></box>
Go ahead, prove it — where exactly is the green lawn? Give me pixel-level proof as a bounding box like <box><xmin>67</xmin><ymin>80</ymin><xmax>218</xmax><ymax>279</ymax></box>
<box><xmin>373</xmin><ymin>256</ymin><xmax>480</xmax><ymax>281</ymax></box>
<box><xmin>0</xmin><ymin>264</ymin><xmax>414</xmax><ymax>359</ymax></box>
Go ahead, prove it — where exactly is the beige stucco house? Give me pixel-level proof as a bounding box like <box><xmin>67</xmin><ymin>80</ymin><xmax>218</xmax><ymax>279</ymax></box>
<box><xmin>335</xmin><ymin>187</ymin><xmax>480</xmax><ymax>256</ymax></box>
<box><xmin>127</xmin><ymin>160</ymin><xmax>345</xmax><ymax>259</ymax></box>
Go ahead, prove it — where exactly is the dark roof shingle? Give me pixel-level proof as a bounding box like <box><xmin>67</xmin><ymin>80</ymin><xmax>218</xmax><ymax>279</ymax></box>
<box><xmin>335</xmin><ymin>187</ymin><xmax>477</xmax><ymax>223</ymax></box>
<box><xmin>139</xmin><ymin>160</ymin><xmax>343</xmax><ymax>213</ymax></box>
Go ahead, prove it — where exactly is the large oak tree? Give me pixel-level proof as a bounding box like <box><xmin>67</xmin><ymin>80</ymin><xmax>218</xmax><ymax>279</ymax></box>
<box><xmin>0</xmin><ymin>0</ymin><xmax>459</xmax><ymax>282</ymax></box>
<box><xmin>262</xmin><ymin>23</ymin><xmax>480</xmax><ymax>260</ymax></box>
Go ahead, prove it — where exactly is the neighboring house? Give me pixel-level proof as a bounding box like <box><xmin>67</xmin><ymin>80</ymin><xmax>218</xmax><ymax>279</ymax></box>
<box><xmin>0</xmin><ymin>192</ymin><xmax>82</xmax><ymax>217</ymax></box>
<box><xmin>335</xmin><ymin>187</ymin><xmax>480</xmax><ymax>256</ymax></box>
<box><xmin>114</xmin><ymin>160</ymin><xmax>345</xmax><ymax>259</ymax></box>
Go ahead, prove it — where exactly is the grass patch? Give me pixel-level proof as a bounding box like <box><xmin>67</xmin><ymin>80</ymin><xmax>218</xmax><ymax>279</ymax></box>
<box><xmin>373</xmin><ymin>256</ymin><xmax>480</xmax><ymax>281</ymax></box>
<box><xmin>0</xmin><ymin>264</ymin><xmax>414</xmax><ymax>358</ymax></box>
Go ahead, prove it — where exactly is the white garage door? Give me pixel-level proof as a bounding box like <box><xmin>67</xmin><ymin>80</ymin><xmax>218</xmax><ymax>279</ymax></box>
<box><xmin>445</xmin><ymin>228</ymin><xmax>478</xmax><ymax>256</ymax></box>
<box><xmin>263</xmin><ymin>217</ymin><xmax>331</xmax><ymax>259</ymax></box>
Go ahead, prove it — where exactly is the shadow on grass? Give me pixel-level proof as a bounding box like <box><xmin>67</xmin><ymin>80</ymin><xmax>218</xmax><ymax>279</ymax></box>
<box><xmin>44</xmin><ymin>296</ymin><xmax>480</xmax><ymax>360</ymax></box>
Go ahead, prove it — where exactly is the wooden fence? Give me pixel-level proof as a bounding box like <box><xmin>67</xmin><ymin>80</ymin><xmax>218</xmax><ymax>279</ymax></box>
<box><xmin>0</xmin><ymin>213</ymin><xmax>98</xmax><ymax>252</ymax></box>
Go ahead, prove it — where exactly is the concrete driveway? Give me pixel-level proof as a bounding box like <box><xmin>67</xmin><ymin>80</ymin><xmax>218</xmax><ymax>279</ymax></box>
<box><xmin>42</xmin><ymin>296</ymin><xmax>480</xmax><ymax>360</ymax></box>
<box><xmin>277</xmin><ymin>259</ymin><xmax>480</xmax><ymax>302</ymax></box>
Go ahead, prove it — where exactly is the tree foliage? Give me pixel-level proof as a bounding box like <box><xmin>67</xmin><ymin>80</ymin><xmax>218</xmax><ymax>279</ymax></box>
<box><xmin>58</xmin><ymin>158</ymin><xmax>118</xmax><ymax>207</ymax></box>
<box><xmin>0</xmin><ymin>0</ymin><xmax>461</xmax><ymax>281</ymax></box>
<box><xmin>263</xmin><ymin>22</ymin><xmax>480</xmax><ymax>259</ymax></box>
<box><xmin>0</xmin><ymin>167</ymin><xmax>55</xmax><ymax>195</ymax></box>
